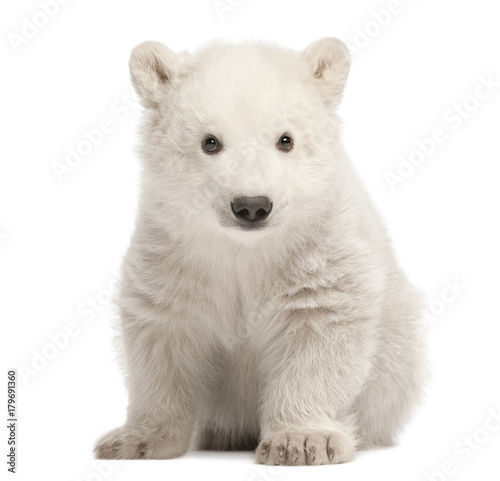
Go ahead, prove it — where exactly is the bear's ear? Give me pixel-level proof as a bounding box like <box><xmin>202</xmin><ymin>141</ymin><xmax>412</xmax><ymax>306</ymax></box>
<box><xmin>129</xmin><ymin>41</ymin><xmax>180</xmax><ymax>109</ymax></box>
<box><xmin>303</xmin><ymin>38</ymin><xmax>351</xmax><ymax>107</ymax></box>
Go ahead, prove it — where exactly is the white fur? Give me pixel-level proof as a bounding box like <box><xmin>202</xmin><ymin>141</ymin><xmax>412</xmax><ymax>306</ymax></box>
<box><xmin>94</xmin><ymin>38</ymin><xmax>426</xmax><ymax>465</ymax></box>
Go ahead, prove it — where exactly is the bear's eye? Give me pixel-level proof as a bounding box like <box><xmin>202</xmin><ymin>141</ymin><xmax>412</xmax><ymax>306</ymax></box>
<box><xmin>202</xmin><ymin>136</ymin><xmax>222</xmax><ymax>154</ymax></box>
<box><xmin>277</xmin><ymin>134</ymin><xmax>293</xmax><ymax>152</ymax></box>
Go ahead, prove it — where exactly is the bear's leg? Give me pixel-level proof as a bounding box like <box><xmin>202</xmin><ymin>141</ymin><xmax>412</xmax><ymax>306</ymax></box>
<box><xmin>256</xmin><ymin>313</ymin><xmax>376</xmax><ymax>466</ymax></box>
<box><xmin>353</xmin><ymin>311</ymin><xmax>426</xmax><ymax>448</ymax></box>
<box><xmin>95</xmin><ymin>317</ymin><xmax>207</xmax><ymax>459</ymax></box>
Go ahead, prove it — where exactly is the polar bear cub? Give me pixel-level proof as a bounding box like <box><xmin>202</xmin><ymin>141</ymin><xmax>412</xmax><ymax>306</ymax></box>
<box><xmin>94</xmin><ymin>38</ymin><xmax>426</xmax><ymax>466</ymax></box>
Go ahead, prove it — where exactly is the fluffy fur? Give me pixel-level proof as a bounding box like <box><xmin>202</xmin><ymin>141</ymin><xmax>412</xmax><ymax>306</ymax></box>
<box><xmin>94</xmin><ymin>38</ymin><xmax>426</xmax><ymax>465</ymax></box>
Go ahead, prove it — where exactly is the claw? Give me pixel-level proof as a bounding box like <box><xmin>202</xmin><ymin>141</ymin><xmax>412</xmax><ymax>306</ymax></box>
<box><xmin>138</xmin><ymin>442</ymin><xmax>147</xmax><ymax>458</ymax></box>
<box><xmin>309</xmin><ymin>450</ymin><xmax>316</xmax><ymax>461</ymax></box>
<box><xmin>327</xmin><ymin>447</ymin><xmax>335</xmax><ymax>461</ymax></box>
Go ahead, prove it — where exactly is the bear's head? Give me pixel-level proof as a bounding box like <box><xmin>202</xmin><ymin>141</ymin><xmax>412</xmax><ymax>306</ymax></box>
<box><xmin>129</xmin><ymin>38</ymin><xmax>351</xmax><ymax>245</ymax></box>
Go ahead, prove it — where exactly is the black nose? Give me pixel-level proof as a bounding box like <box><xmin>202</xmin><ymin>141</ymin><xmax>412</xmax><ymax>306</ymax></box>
<box><xmin>231</xmin><ymin>196</ymin><xmax>273</xmax><ymax>223</ymax></box>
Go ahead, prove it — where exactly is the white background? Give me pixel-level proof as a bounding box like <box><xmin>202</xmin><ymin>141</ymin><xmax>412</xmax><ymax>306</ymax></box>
<box><xmin>1</xmin><ymin>0</ymin><xmax>500</xmax><ymax>480</ymax></box>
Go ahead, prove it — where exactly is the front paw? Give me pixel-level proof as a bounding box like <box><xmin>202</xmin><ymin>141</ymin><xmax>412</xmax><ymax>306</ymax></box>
<box><xmin>255</xmin><ymin>430</ymin><xmax>355</xmax><ymax>466</ymax></box>
<box><xmin>94</xmin><ymin>426</ymin><xmax>187</xmax><ymax>460</ymax></box>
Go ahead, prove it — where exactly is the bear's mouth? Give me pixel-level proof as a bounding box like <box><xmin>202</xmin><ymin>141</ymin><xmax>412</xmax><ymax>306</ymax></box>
<box><xmin>215</xmin><ymin>209</ymin><xmax>272</xmax><ymax>233</ymax></box>
<box><xmin>232</xmin><ymin>218</ymin><xmax>270</xmax><ymax>231</ymax></box>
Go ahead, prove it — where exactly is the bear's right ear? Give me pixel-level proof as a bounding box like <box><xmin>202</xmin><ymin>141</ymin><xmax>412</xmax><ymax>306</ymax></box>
<box><xmin>129</xmin><ymin>41</ymin><xmax>180</xmax><ymax>109</ymax></box>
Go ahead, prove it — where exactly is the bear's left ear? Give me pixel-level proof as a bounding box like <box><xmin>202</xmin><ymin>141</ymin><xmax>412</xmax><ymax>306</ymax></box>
<box><xmin>303</xmin><ymin>38</ymin><xmax>351</xmax><ymax>107</ymax></box>
<box><xmin>129</xmin><ymin>41</ymin><xmax>182</xmax><ymax>109</ymax></box>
